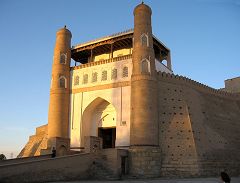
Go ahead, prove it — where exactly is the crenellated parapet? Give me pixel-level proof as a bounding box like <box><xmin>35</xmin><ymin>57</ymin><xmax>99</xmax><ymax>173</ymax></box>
<box><xmin>158</xmin><ymin>71</ymin><xmax>240</xmax><ymax>99</ymax></box>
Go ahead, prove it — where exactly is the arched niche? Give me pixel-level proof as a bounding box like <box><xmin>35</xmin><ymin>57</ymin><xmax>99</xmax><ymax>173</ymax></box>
<box><xmin>141</xmin><ymin>58</ymin><xmax>151</xmax><ymax>74</ymax></box>
<box><xmin>81</xmin><ymin>97</ymin><xmax>117</xmax><ymax>149</ymax></box>
<box><xmin>59</xmin><ymin>76</ymin><xmax>67</xmax><ymax>88</ymax></box>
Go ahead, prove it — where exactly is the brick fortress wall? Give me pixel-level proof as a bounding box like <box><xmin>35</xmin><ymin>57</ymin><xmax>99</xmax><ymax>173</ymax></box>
<box><xmin>157</xmin><ymin>72</ymin><xmax>240</xmax><ymax>177</ymax></box>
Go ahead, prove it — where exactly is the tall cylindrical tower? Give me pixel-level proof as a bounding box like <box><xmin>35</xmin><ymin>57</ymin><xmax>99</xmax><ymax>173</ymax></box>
<box><xmin>129</xmin><ymin>3</ymin><xmax>160</xmax><ymax>177</ymax></box>
<box><xmin>47</xmin><ymin>26</ymin><xmax>72</xmax><ymax>154</ymax></box>
<box><xmin>130</xmin><ymin>3</ymin><xmax>158</xmax><ymax>146</ymax></box>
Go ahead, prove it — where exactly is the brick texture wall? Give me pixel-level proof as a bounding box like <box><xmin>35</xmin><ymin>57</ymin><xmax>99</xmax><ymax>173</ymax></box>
<box><xmin>158</xmin><ymin>72</ymin><xmax>240</xmax><ymax>177</ymax></box>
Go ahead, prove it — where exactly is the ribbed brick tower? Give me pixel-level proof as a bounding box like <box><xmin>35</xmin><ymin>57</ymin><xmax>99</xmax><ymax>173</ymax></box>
<box><xmin>46</xmin><ymin>26</ymin><xmax>72</xmax><ymax>156</ymax></box>
<box><xmin>129</xmin><ymin>3</ymin><xmax>161</xmax><ymax>177</ymax></box>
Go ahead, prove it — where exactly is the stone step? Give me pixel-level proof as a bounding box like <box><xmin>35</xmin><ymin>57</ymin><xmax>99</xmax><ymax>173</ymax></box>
<box><xmin>89</xmin><ymin>161</ymin><xmax>118</xmax><ymax>180</ymax></box>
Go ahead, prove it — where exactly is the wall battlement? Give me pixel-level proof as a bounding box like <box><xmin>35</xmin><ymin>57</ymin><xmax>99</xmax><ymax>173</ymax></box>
<box><xmin>158</xmin><ymin>72</ymin><xmax>240</xmax><ymax>99</ymax></box>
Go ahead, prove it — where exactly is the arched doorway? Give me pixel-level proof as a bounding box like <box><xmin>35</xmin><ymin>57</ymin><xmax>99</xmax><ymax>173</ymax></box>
<box><xmin>82</xmin><ymin>97</ymin><xmax>117</xmax><ymax>149</ymax></box>
<box><xmin>58</xmin><ymin>145</ymin><xmax>67</xmax><ymax>156</ymax></box>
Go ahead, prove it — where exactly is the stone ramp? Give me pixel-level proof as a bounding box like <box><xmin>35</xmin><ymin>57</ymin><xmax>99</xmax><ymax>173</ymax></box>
<box><xmin>0</xmin><ymin>153</ymin><xmax>93</xmax><ymax>183</ymax></box>
<box><xmin>0</xmin><ymin>148</ymin><xmax>128</xmax><ymax>183</ymax></box>
<box><xmin>0</xmin><ymin>154</ymin><xmax>51</xmax><ymax>166</ymax></box>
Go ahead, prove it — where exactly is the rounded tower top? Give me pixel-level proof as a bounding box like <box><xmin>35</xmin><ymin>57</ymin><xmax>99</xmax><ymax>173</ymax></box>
<box><xmin>57</xmin><ymin>25</ymin><xmax>72</xmax><ymax>38</ymax></box>
<box><xmin>133</xmin><ymin>2</ymin><xmax>152</xmax><ymax>16</ymax></box>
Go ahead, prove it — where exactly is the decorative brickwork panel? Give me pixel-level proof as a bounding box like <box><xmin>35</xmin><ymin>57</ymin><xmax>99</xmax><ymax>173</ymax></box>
<box><xmin>101</xmin><ymin>70</ymin><xmax>107</xmax><ymax>81</ymax></box>
<box><xmin>71</xmin><ymin>58</ymin><xmax>132</xmax><ymax>90</ymax></box>
<box><xmin>83</xmin><ymin>74</ymin><xmax>88</xmax><ymax>84</ymax></box>
<box><xmin>111</xmin><ymin>68</ymin><xmax>117</xmax><ymax>80</ymax></box>
<box><xmin>74</xmin><ymin>76</ymin><xmax>79</xmax><ymax>86</ymax></box>
<box><xmin>122</xmin><ymin>67</ymin><xmax>128</xmax><ymax>77</ymax></box>
<box><xmin>92</xmin><ymin>72</ymin><xmax>98</xmax><ymax>83</ymax></box>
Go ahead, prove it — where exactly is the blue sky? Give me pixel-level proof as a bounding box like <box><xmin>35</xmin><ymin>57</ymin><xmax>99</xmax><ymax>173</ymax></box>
<box><xmin>0</xmin><ymin>0</ymin><xmax>239</xmax><ymax>158</ymax></box>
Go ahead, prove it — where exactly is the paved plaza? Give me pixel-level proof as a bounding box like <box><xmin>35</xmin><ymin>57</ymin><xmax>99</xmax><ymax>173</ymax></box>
<box><xmin>51</xmin><ymin>177</ymin><xmax>240</xmax><ymax>183</ymax></box>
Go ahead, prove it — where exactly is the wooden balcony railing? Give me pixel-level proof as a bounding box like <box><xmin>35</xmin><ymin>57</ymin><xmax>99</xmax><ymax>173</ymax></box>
<box><xmin>71</xmin><ymin>54</ymin><xmax>132</xmax><ymax>70</ymax></box>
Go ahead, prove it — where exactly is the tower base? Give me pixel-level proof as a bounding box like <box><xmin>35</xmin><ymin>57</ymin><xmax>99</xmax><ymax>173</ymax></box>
<box><xmin>128</xmin><ymin>146</ymin><xmax>161</xmax><ymax>178</ymax></box>
<box><xmin>41</xmin><ymin>137</ymin><xmax>70</xmax><ymax>156</ymax></box>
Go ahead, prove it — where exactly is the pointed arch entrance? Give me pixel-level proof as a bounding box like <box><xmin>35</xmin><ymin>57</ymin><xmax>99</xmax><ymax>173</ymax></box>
<box><xmin>82</xmin><ymin>97</ymin><xmax>117</xmax><ymax>149</ymax></box>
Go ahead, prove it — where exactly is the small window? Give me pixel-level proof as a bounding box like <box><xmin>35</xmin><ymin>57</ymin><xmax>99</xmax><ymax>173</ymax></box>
<box><xmin>101</xmin><ymin>70</ymin><xmax>107</xmax><ymax>81</ymax></box>
<box><xmin>83</xmin><ymin>74</ymin><xmax>88</xmax><ymax>84</ymax></box>
<box><xmin>111</xmin><ymin>68</ymin><xmax>117</xmax><ymax>80</ymax></box>
<box><xmin>141</xmin><ymin>59</ymin><xmax>150</xmax><ymax>74</ymax></box>
<box><xmin>141</xmin><ymin>33</ymin><xmax>149</xmax><ymax>47</ymax></box>
<box><xmin>60</xmin><ymin>53</ymin><xmax>67</xmax><ymax>64</ymax></box>
<box><xmin>92</xmin><ymin>72</ymin><xmax>98</xmax><ymax>82</ymax></box>
<box><xmin>122</xmin><ymin>66</ymin><xmax>128</xmax><ymax>77</ymax></box>
<box><xmin>59</xmin><ymin>76</ymin><xmax>67</xmax><ymax>88</ymax></box>
<box><xmin>74</xmin><ymin>76</ymin><xmax>79</xmax><ymax>86</ymax></box>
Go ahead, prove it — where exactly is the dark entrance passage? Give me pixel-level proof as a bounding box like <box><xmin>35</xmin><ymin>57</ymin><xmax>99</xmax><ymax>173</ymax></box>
<box><xmin>121</xmin><ymin>156</ymin><xmax>128</xmax><ymax>175</ymax></box>
<box><xmin>98</xmin><ymin>127</ymin><xmax>116</xmax><ymax>148</ymax></box>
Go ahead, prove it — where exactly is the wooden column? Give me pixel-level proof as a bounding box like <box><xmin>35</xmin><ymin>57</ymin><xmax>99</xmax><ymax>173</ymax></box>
<box><xmin>167</xmin><ymin>51</ymin><xmax>172</xmax><ymax>70</ymax></box>
<box><xmin>110</xmin><ymin>43</ymin><xmax>113</xmax><ymax>59</ymax></box>
<box><xmin>90</xmin><ymin>48</ymin><xmax>93</xmax><ymax>62</ymax></box>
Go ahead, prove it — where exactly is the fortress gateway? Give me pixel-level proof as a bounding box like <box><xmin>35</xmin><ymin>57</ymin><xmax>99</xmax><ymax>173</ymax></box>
<box><xmin>15</xmin><ymin>2</ymin><xmax>240</xmax><ymax>180</ymax></box>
